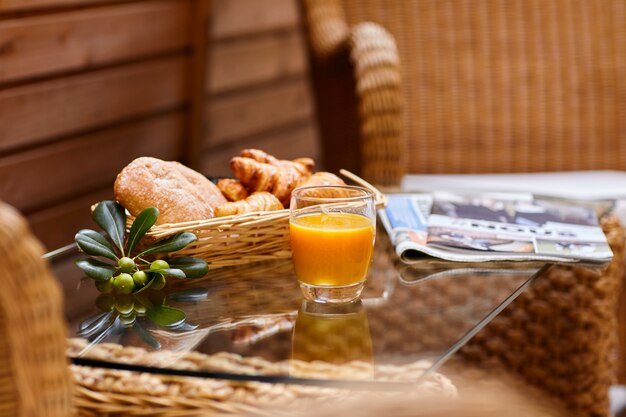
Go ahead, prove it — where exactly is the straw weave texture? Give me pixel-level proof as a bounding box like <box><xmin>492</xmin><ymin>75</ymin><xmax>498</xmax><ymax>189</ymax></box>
<box><xmin>306</xmin><ymin>0</ymin><xmax>626</xmax><ymax>184</ymax></box>
<box><xmin>0</xmin><ymin>201</ymin><xmax>73</xmax><ymax>417</ymax></box>
<box><xmin>459</xmin><ymin>215</ymin><xmax>626</xmax><ymax>417</ymax></box>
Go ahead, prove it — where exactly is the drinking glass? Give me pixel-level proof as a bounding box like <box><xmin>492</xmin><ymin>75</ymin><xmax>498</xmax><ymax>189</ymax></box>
<box><xmin>289</xmin><ymin>185</ymin><xmax>376</xmax><ymax>303</ymax></box>
<box><xmin>291</xmin><ymin>300</ymin><xmax>373</xmax><ymax>377</ymax></box>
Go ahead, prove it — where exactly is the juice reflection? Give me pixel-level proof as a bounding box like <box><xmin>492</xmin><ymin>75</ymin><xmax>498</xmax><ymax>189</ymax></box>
<box><xmin>291</xmin><ymin>300</ymin><xmax>373</xmax><ymax>379</ymax></box>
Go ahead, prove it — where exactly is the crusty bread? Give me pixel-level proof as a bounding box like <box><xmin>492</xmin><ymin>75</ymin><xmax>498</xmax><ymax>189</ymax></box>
<box><xmin>114</xmin><ymin>157</ymin><xmax>226</xmax><ymax>225</ymax></box>
<box><xmin>168</xmin><ymin>161</ymin><xmax>227</xmax><ymax>209</ymax></box>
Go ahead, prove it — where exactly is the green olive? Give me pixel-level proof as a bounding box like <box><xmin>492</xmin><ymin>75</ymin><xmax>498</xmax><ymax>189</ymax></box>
<box><xmin>95</xmin><ymin>279</ymin><xmax>113</xmax><ymax>294</ymax></box>
<box><xmin>133</xmin><ymin>303</ymin><xmax>147</xmax><ymax>315</ymax></box>
<box><xmin>132</xmin><ymin>270</ymin><xmax>148</xmax><ymax>286</ymax></box>
<box><xmin>119</xmin><ymin>311</ymin><xmax>136</xmax><ymax>326</ymax></box>
<box><xmin>95</xmin><ymin>293</ymin><xmax>115</xmax><ymax>311</ymax></box>
<box><xmin>115</xmin><ymin>294</ymin><xmax>134</xmax><ymax>315</ymax></box>
<box><xmin>113</xmin><ymin>273</ymin><xmax>134</xmax><ymax>294</ymax></box>
<box><xmin>118</xmin><ymin>257</ymin><xmax>136</xmax><ymax>273</ymax></box>
<box><xmin>150</xmin><ymin>259</ymin><xmax>170</xmax><ymax>271</ymax></box>
<box><xmin>151</xmin><ymin>273</ymin><xmax>166</xmax><ymax>290</ymax></box>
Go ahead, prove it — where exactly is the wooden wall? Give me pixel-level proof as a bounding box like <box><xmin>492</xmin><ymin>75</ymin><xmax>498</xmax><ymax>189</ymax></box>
<box><xmin>204</xmin><ymin>0</ymin><xmax>318</xmax><ymax>175</ymax></box>
<box><xmin>0</xmin><ymin>0</ymin><xmax>319</xmax><ymax>251</ymax></box>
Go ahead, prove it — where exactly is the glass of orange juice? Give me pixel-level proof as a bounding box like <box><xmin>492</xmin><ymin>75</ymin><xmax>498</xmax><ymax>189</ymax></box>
<box><xmin>291</xmin><ymin>300</ymin><xmax>373</xmax><ymax>369</ymax></box>
<box><xmin>289</xmin><ymin>185</ymin><xmax>376</xmax><ymax>303</ymax></box>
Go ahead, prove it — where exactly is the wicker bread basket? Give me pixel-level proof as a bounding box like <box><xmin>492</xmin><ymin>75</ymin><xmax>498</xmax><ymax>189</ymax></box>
<box><xmin>130</xmin><ymin>170</ymin><xmax>386</xmax><ymax>269</ymax></box>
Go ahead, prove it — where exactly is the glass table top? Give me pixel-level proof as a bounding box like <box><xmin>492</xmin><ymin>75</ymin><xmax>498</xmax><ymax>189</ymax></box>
<box><xmin>47</xmin><ymin>231</ymin><xmax>549</xmax><ymax>389</ymax></box>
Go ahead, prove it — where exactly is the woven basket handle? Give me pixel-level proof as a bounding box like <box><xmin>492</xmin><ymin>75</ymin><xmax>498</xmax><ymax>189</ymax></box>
<box><xmin>340</xmin><ymin>169</ymin><xmax>387</xmax><ymax>208</ymax></box>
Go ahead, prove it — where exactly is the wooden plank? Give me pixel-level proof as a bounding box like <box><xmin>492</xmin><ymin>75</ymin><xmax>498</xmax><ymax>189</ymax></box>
<box><xmin>28</xmin><ymin>187</ymin><xmax>112</xmax><ymax>250</ymax></box>
<box><xmin>0</xmin><ymin>0</ymin><xmax>190</xmax><ymax>83</ymax></box>
<box><xmin>201</xmin><ymin>121</ymin><xmax>320</xmax><ymax>177</ymax></box>
<box><xmin>186</xmin><ymin>0</ymin><xmax>211</xmax><ymax>170</ymax></box>
<box><xmin>0</xmin><ymin>0</ymin><xmax>118</xmax><ymax>12</ymax></box>
<box><xmin>209</xmin><ymin>30</ymin><xmax>306</xmax><ymax>93</ymax></box>
<box><xmin>0</xmin><ymin>56</ymin><xmax>187</xmax><ymax>153</ymax></box>
<box><xmin>0</xmin><ymin>112</ymin><xmax>184</xmax><ymax>213</ymax></box>
<box><xmin>212</xmin><ymin>0</ymin><xmax>298</xmax><ymax>39</ymax></box>
<box><xmin>206</xmin><ymin>77</ymin><xmax>314</xmax><ymax>147</ymax></box>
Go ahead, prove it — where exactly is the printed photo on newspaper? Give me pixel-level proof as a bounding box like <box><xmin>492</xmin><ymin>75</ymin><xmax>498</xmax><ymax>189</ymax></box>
<box><xmin>379</xmin><ymin>192</ymin><xmax>613</xmax><ymax>264</ymax></box>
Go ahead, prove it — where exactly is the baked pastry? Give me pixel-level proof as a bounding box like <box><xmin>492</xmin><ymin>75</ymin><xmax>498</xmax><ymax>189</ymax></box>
<box><xmin>168</xmin><ymin>161</ymin><xmax>227</xmax><ymax>209</ymax></box>
<box><xmin>294</xmin><ymin>172</ymin><xmax>346</xmax><ymax>189</ymax></box>
<box><xmin>292</xmin><ymin>172</ymin><xmax>351</xmax><ymax>200</ymax></box>
<box><xmin>292</xmin><ymin>157</ymin><xmax>315</xmax><ymax>174</ymax></box>
<box><xmin>217</xmin><ymin>178</ymin><xmax>249</xmax><ymax>202</ymax></box>
<box><xmin>240</xmin><ymin>149</ymin><xmax>315</xmax><ymax>176</ymax></box>
<box><xmin>240</xmin><ymin>149</ymin><xmax>280</xmax><ymax>165</ymax></box>
<box><xmin>230</xmin><ymin>156</ymin><xmax>311</xmax><ymax>206</ymax></box>
<box><xmin>114</xmin><ymin>157</ymin><xmax>226</xmax><ymax>225</ymax></box>
<box><xmin>215</xmin><ymin>192</ymin><xmax>284</xmax><ymax>217</ymax></box>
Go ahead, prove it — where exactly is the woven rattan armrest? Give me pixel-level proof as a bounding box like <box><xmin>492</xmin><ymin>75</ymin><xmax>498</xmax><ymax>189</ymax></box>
<box><xmin>0</xmin><ymin>201</ymin><xmax>73</xmax><ymax>416</ymax></box>
<box><xmin>302</xmin><ymin>0</ymin><xmax>404</xmax><ymax>186</ymax></box>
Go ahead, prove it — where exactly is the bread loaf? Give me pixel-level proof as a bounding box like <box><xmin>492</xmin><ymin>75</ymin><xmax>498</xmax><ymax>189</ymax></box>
<box><xmin>114</xmin><ymin>157</ymin><xmax>226</xmax><ymax>225</ymax></box>
<box><xmin>169</xmin><ymin>161</ymin><xmax>227</xmax><ymax>210</ymax></box>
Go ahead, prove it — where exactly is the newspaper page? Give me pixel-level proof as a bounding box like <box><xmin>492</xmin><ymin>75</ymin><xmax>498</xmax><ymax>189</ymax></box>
<box><xmin>379</xmin><ymin>192</ymin><xmax>613</xmax><ymax>264</ymax></box>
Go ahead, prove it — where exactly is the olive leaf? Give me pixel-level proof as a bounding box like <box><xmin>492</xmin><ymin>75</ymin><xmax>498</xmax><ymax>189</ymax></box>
<box><xmin>165</xmin><ymin>257</ymin><xmax>208</xmax><ymax>278</ymax></box>
<box><xmin>133</xmin><ymin>322</ymin><xmax>161</xmax><ymax>349</ymax></box>
<box><xmin>77</xmin><ymin>311</ymin><xmax>116</xmax><ymax>338</ymax></box>
<box><xmin>137</xmin><ymin>232</ymin><xmax>197</xmax><ymax>257</ymax></box>
<box><xmin>75</xmin><ymin>258</ymin><xmax>116</xmax><ymax>281</ymax></box>
<box><xmin>167</xmin><ymin>288</ymin><xmax>209</xmax><ymax>302</ymax></box>
<box><xmin>145</xmin><ymin>305</ymin><xmax>186</xmax><ymax>326</ymax></box>
<box><xmin>92</xmin><ymin>201</ymin><xmax>126</xmax><ymax>254</ymax></box>
<box><xmin>133</xmin><ymin>294</ymin><xmax>153</xmax><ymax>309</ymax></box>
<box><xmin>132</xmin><ymin>276</ymin><xmax>156</xmax><ymax>294</ymax></box>
<box><xmin>148</xmin><ymin>268</ymin><xmax>186</xmax><ymax>279</ymax></box>
<box><xmin>75</xmin><ymin>230</ymin><xmax>118</xmax><ymax>260</ymax></box>
<box><xmin>126</xmin><ymin>207</ymin><xmax>159</xmax><ymax>256</ymax></box>
<box><xmin>171</xmin><ymin>322</ymin><xmax>200</xmax><ymax>331</ymax></box>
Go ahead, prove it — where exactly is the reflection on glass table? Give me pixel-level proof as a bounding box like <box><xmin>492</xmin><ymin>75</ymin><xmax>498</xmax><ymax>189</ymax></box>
<box><xmin>49</xmin><ymin>234</ymin><xmax>548</xmax><ymax>390</ymax></box>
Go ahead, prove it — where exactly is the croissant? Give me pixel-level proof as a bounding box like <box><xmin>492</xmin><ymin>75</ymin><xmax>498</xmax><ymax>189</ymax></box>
<box><xmin>215</xmin><ymin>192</ymin><xmax>284</xmax><ymax>217</ymax></box>
<box><xmin>240</xmin><ymin>149</ymin><xmax>315</xmax><ymax>176</ymax></box>
<box><xmin>240</xmin><ymin>149</ymin><xmax>280</xmax><ymax>165</ymax></box>
<box><xmin>230</xmin><ymin>157</ymin><xmax>305</xmax><ymax>206</ymax></box>
<box><xmin>292</xmin><ymin>157</ymin><xmax>315</xmax><ymax>174</ymax></box>
<box><xmin>217</xmin><ymin>178</ymin><xmax>249</xmax><ymax>202</ymax></box>
<box><xmin>292</xmin><ymin>172</ymin><xmax>351</xmax><ymax>199</ymax></box>
<box><xmin>294</xmin><ymin>172</ymin><xmax>346</xmax><ymax>189</ymax></box>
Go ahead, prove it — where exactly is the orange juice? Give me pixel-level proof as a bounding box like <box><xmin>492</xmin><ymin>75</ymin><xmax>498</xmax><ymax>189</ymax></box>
<box><xmin>289</xmin><ymin>213</ymin><xmax>375</xmax><ymax>286</ymax></box>
<box><xmin>291</xmin><ymin>308</ymin><xmax>373</xmax><ymax>366</ymax></box>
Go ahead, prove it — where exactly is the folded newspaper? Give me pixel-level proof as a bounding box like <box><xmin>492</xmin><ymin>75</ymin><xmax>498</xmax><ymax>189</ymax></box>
<box><xmin>379</xmin><ymin>192</ymin><xmax>613</xmax><ymax>264</ymax></box>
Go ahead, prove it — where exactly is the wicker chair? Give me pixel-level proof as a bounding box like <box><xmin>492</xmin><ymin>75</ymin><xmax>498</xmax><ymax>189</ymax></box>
<box><xmin>302</xmin><ymin>2</ymin><xmax>626</xmax><ymax>416</ymax></box>
<box><xmin>0</xmin><ymin>201</ymin><xmax>73</xmax><ymax>417</ymax></box>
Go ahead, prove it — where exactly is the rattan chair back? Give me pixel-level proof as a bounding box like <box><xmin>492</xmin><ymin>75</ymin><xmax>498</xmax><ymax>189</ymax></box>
<box><xmin>0</xmin><ymin>201</ymin><xmax>72</xmax><ymax>417</ymax></box>
<box><xmin>308</xmin><ymin>0</ymin><xmax>626</xmax><ymax>182</ymax></box>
